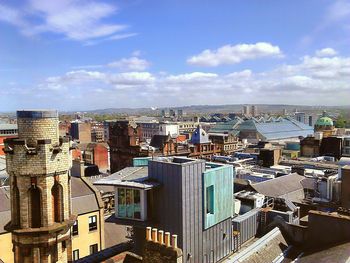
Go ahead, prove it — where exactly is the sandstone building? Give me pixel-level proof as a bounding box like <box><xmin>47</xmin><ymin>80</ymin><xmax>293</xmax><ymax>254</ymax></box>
<box><xmin>1</xmin><ymin>110</ymin><xmax>105</xmax><ymax>263</ymax></box>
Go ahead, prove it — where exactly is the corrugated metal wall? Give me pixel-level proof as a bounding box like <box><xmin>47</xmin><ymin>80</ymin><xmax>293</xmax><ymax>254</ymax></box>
<box><xmin>148</xmin><ymin>160</ymin><xmax>184</xmax><ymax>241</ymax></box>
<box><xmin>232</xmin><ymin>208</ymin><xmax>259</xmax><ymax>245</ymax></box>
<box><xmin>202</xmin><ymin>218</ymin><xmax>233</xmax><ymax>263</ymax></box>
<box><xmin>149</xmin><ymin>159</ymin><xmax>234</xmax><ymax>263</ymax></box>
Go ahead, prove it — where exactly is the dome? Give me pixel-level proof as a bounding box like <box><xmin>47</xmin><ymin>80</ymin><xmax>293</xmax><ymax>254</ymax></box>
<box><xmin>315</xmin><ymin>116</ymin><xmax>333</xmax><ymax>127</ymax></box>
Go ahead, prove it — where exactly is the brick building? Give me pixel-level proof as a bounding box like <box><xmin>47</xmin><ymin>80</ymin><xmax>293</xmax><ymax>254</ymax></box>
<box><xmin>109</xmin><ymin>120</ymin><xmax>149</xmax><ymax>173</ymax></box>
<box><xmin>83</xmin><ymin>142</ymin><xmax>110</xmax><ymax>173</ymax></box>
<box><xmin>70</xmin><ymin>121</ymin><xmax>92</xmax><ymax>143</ymax></box>
<box><xmin>188</xmin><ymin>125</ymin><xmax>221</xmax><ymax>159</ymax></box>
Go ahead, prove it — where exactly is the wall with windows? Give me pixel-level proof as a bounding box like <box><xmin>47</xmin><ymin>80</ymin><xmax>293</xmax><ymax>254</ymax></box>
<box><xmin>71</xmin><ymin>211</ymin><xmax>102</xmax><ymax>260</ymax></box>
<box><xmin>115</xmin><ymin>187</ymin><xmax>147</xmax><ymax>221</ymax></box>
<box><xmin>203</xmin><ymin>164</ymin><xmax>234</xmax><ymax>229</ymax></box>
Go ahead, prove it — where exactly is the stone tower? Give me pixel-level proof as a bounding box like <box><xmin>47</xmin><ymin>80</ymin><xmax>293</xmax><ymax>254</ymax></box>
<box><xmin>4</xmin><ymin>110</ymin><xmax>75</xmax><ymax>263</ymax></box>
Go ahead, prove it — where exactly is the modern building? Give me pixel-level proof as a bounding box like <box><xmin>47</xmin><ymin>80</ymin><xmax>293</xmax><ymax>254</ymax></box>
<box><xmin>91</xmin><ymin>122</ymin><xmax>105</xmax><ymax>142</ymax></box>
<box><xmin>251</xmin><ymin>105</ymin><xmax>258</xmax><ymax>117</ymax></box>
<box><xmin>158</xmin><ymin>123</ymin><xmax>179</xmax><ymax>137</ymax></box>
<box><xmin>95</xmin><ymin>157</ymin><xmax>235</xmax><ymax>262</ymax></box>
<box><xmin>243</xmin><ymin>105</ymin><xmax>250</xmax><ymax>116</ymax></box>
<box><xmin>343</xmin><ymin>136</ymin><xmax>350</xmax><ymax>157</ymax></box>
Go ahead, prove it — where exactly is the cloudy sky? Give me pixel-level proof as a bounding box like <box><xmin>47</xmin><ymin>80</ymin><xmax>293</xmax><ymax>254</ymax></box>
<box><xmin>0</xmin><ymin>0</ymin><xmax>349</xmax><ymax>111</ymax></box>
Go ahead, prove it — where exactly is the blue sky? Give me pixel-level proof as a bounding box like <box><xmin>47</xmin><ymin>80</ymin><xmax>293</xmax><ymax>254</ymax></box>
<box><xmin>0</xmin><ymin>0</ymin><xmax>349</xmax><ymax>111</ymax></box>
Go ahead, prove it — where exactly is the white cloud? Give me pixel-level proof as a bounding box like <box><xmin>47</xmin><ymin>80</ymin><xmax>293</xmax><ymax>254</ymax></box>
<box><xmin>187</xmin><ymin>42</ymin><xmax>282</xmax><ymax>67</ymax></box>
<box><xmin>315</xmin><ymin>48</ymin><xmax>338</xmax><ymax>57</ymax></box>
<box><xmin>108</xmin><ymin>57</ymin><xmax>150</xmax><ymax>71</ymax></box>
<box><xmin>166</xmin><ymin>72</ymin><xmax>218</xmax><ymax>83</ymax></box>
<box><xmin>21</xmin><ymin>50</ymin><xmax>350</xmax><ymax>108</ymax></box>
<box><xmin>0</xmin><ymin>0</ymin><xmax>135</xmax><ymax>43</ymax></box>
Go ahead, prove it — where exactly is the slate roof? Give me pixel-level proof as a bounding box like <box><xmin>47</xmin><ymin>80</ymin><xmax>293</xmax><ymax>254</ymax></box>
<box><xmin>71</xmin><ymin>177</ymin><xmax>100</xmax><ymax>214</ymax></box>
<box><xmin>93</xmin><ymin>166</ymin><xmax>161</xmax><ymax>190</ymax></box>
<box><xmin>190</xmin><ymin>125</ymin><xmax>210</xmax><ymax>144</ymax></box>
<box><xmin>250</xmin><ymin>173</ymin><xmax>305</xmax><ymax>203</ymax></box>
<box><xmin>298</xmin><ymin>242</ymin><xmax>350</xmax><ymax>263</ymax></box>
<box><xmin>209</xmin><ymin>119</ymin><xmax>242</xmax><ymax>134</ymax></box>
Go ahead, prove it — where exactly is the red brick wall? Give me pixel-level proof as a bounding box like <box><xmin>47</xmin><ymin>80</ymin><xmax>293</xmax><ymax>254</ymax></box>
<box><xmin>93</xmin><ymin>144</ymin><xmax>109</xmax><ymax>171</ymax></box>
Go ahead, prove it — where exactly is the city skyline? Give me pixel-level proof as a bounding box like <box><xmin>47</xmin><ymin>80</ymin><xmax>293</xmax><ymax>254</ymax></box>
<box><xmin>0</xmin><ymin>0</ymin><xmax>349</xmax><ymax>111</ymax></box>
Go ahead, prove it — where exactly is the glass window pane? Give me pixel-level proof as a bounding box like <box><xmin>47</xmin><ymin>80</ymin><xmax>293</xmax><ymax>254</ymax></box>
<box><xmin>134</xmin><ymin>190</ymin><xmax>141</xmax><ymax>219</ymax></box>
<box><xmin>118</xmin><ymin>188</ymin><xmax>126</xmax><ymax>217</ymax></box>
<box><xmin>126</xmin><ymin>189</ymin><xmax>134</xmax><ymax>218</ymax></box>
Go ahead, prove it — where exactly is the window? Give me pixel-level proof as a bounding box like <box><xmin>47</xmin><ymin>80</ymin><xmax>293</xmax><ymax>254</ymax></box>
<box><xmin>90</xmin><ymin>244</ymin><xmax>98</xmax><ymax>254</ymax></box>
<box><xmin>72</xmin><ymin>220</ymin><xmax>78</xmax><ymax>236</ymax></box>
<box><xmin>51</xmin><ymin>183</ymin><xmax>64</xmax><ymax>223</ymax></box>
<box><xmin>88</xmin><ymin>215</ymin><xmax>97</xmax><ymax>231</ymax></box>
<box><xmin>30</xmin><ymin>186</ymin><xmax>42</xmax><ymax>228</ymax></box>
<box><xmin>206</xmin><ymin>185</ymin><xmax>214</xmax><ymax>214</ymax></box>
<box><xmin>73</xmin><ymin>249</ymin><xmax>79</xmax><ymax>261</ymax></box>
<box><xmin>117</xmin><ymin>188</ymin><xmax>142</xmax><ymax>219</ymax></box>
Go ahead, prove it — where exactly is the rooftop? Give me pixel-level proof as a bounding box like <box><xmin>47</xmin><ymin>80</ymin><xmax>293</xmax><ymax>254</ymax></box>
<box><xmin>250</xmin><ymin>173</ymin><xmax>305</xmax><ymax>203</ymax></box>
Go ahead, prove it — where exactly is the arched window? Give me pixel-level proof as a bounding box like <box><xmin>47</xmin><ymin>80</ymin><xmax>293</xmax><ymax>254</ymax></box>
<box><xmin>30</xmin><ymin>186</ymin><xmax>42</xmax><ymax>228</ymax></box>
<box><xmin>51</xmin><ymin>183</ymin><xmax>64</xmax><ymax>223</ymax></box>
<box><xmin>13</xmin><ymin>185</ymin><xmax>20</xmax><ymax>227</ymax></box>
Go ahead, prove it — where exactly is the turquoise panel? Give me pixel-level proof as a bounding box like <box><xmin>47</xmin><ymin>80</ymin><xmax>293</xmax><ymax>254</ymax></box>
<box><xmin>203</xmin><ymin>165</ymin><xmax>234</xmax><ymax>229</ymax></box>
<box><xmin>133</xmin><ymin>157</ymin><xmax>152</xmax><ymax>167</ymax></box>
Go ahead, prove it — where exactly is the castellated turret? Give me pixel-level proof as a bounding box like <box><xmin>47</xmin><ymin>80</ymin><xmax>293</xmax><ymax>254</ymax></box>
<box><xmin>4</xmin><ymin>110</ymin><xmax>76</xmax><ymax>263</ymax></box>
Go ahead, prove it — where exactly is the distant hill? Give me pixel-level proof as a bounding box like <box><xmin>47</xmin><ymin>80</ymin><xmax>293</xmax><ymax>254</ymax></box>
<box><xmin>79</xmin><ymin>104</ymin><xmax>350</xmax><ymax>116</ymax></box>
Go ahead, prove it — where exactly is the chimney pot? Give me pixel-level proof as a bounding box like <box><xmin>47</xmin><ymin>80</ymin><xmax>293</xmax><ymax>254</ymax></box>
<box><xmin>171</xmin><ymin>234</ymin><xmax>178</xmax><ymax>249</ymax></box>
<box><xmin>152</xmin><ymin>228</ymin><xmax>158</xmax><ymax>243</ymax></box>
<box><xmin>158</xmin><ymin>230</ymin><xmax>164</xmax><ymax>244</ymax></box>
<box><xmin>146</xmin><ymin>227</ymin><xmax>152</xmax><ymax>241</ymax></box>
<box><xmin>164</xmin><ymin>232</ymin><xmax>171</xmax><ymax>247</ymax></box>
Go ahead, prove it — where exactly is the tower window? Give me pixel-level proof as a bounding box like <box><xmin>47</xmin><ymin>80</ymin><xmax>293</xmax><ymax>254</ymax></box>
<box><xmin>30</xmin><ymin>186</ymin><xmax>42</xmax><ymax>228</ymax></box>
<box><xmin>13</xmin><ymin>183</ymin><xmax>21</xmax><ymax>227</ymax></box>
<box><xmin>52</xmin><ymin>183</ymin><xmax>64</xmax><ymax>223</ymax></box>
